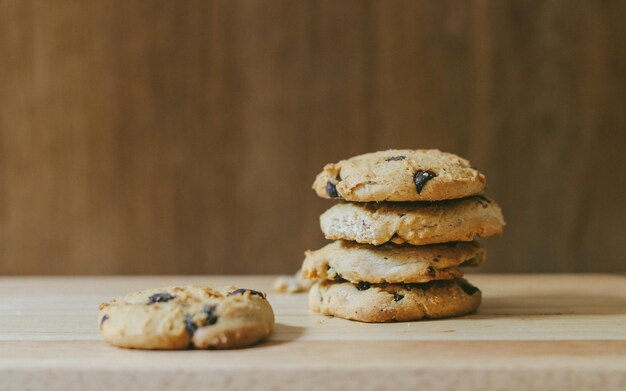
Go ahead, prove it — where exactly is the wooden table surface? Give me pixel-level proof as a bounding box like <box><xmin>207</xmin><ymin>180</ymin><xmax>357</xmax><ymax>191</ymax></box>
<box><xmin>1</xmin><ymin>274</ymin><xmax>625</xmax><ymax>390</ymax></box>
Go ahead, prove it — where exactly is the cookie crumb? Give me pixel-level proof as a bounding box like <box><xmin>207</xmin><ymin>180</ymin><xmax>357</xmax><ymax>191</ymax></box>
<box><xmin>273</xmin><ymin>269</ymin><xmax>313</xmax><ymax>293</ymax></box>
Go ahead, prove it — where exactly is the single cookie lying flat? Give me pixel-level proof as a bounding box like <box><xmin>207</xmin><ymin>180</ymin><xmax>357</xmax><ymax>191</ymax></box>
<box><xmin>309</xmin><ymin>279</ymin><xmax>481</xmax><ymax>323</ymax></box>
<box><xmin>302</xmin><ymin>240</ymin><xmax>484</xmax><ymax>284</ymax></box>
<box><xmin>320</xmin><ymin>196</ymin><xmax>504</xmax><ymax>246</ymax></box>
<box><xmin>312</xmin><ymin>149</ymin><xmax>486</xmax><ymax>202</ymax></box>
<box><xmin>99</xmin><ymin>285</ymin><xmax>274</xmax><ymax>350</ymax></box>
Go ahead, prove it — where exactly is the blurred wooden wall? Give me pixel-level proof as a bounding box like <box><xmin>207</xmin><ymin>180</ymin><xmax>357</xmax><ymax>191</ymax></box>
<box><xmin>1</xmin><ymin>0</ymin><xmax>624</xmax><ymax>275</ymax></box>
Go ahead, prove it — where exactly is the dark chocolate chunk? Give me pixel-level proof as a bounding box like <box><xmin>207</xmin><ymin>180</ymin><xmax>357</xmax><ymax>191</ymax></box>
<box><xmin>355</xmin><ymin>281</ymin><xmax>371</xmax><ymax>291</ymax></box>
<box><xmin>458</xmin><ymin>280</ymin><xmax>480</xmax><ymax>296</ymax></box>
<box><xmin>325</xmin><ymin>181</ymin><xmax>340</xmax><ymax>198</ymax></box>
<box><xmin>100</xmin><ymin>314</ymin><xmax>109</xmax><ymax>327</ymax></box>
<box><xmin>333</xmin><ymin>273</ymin><xmax>347</xmax><ymax>282</ymax></box>
<box><xmin>148</xmin><ymin>292</ymin><xmax>175</xmax><ymax>304</ymax></box>
<box><xmin>413</xmin><ymin>170</ymin><xmax>437</xmax><ymax>194</ymax></box>
<box><xmin>185</xmin><ymin>306</ymin><xmax>218</xmax><ymax>338</ymax></box>
<box><xmin>229</xmin><ymin>288</ymin><xmax>266</xmax><ymax>299</ymax></box>
<box><xmin>202</xmin><ymin>305</ymin><xmax>219</xmax><ymax>325</ymax></box>
<box><xmin>392</xmin><ymin>292</ymin><xmax>404</xmax><ymax>302</ymax></box>
<box><xmin>185</xmin><ymin>314</ymin><xmax>198</xmax><ymax>337</ymax></box>
<box><xmin>385</xmin><ymin>155</ymin><xmax>406</xmax><ymax>162</ymax></box>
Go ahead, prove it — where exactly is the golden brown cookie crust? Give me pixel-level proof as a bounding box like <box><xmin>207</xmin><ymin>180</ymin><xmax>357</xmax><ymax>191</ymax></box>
<box><xmin>308</xmin><ymin>279</ymin><xmax>481</xmax><ymax>323</ymax></box>
<box><xmin>312</xmin><ymin>149</ymin><xmax>486</xmax><ymax>202</ymax></box>
<box><xmin>302</xmin><ymin>240</ymin><xmax>484</xmax><ymax>284</ymax></box>
<box><xmin>98</xmin><ymin>285</ymin><xmax>274</xmax><ymax>350</ymax></box>
<box><xmin>320</xmin><ymin>196</ymin><xmax>504</xmax><ymax>246</ymax></box>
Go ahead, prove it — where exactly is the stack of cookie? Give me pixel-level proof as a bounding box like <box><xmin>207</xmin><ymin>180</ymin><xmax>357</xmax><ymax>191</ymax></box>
<box><xmin>301</xmin><ymin>149</ymin><xmax>505</xmax><ymax>323</ymax></box>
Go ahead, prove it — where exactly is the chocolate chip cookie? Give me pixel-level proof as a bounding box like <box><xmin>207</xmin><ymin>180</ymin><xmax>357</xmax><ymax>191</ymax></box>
<box><xmin>98</xmin><ymin>285</ymin><xmax>274</xmax><ymax>349</ymax></box>
<box><xmin>309</xmin><ymin>278</ymin><xmax>481</xmax><ymax>323</ymax></box>
<box><xmin>320</xmin><ymin>196</ymin><xmax>504</xmax><ymax>246</ymax></box>
<box><xmin>312</xmin><ymin>149</ymin><xmax>486</xmax><ymax>202</ymax></box>
<box><xmin>302</xmin><ymin>240</ymin><xmax>484</xmax><ymax>284</ymax></box>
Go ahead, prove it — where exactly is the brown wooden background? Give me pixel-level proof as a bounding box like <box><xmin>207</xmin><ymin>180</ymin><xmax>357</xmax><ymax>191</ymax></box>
<box><xmin>1</xmin><ymin>0</ymin><xmax>624</xmax><ymax>275</ymax></box>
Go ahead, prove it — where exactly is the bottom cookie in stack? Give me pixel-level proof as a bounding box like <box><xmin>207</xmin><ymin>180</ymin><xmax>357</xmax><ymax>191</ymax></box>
<box><xmin>309</xmin><ymin>279</ymin><xmax>481</xmax><ymax>323</ymax></box>
<box><xmin>302</xmin><ymin>240</ymin><xmax>484</xmax><ymax>323</ymax></box>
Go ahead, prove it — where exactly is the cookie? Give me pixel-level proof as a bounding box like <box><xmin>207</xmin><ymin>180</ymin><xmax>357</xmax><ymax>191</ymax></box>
<box><xmin>302</xmin><ymin>240</ymin><xmax>484</xmax><ymax>284</ymax></box>
<box><xmin>273</xmin><ymin>269</ymin><xmax>313</xmax><ymax>293</ymax></box>
<box><xmin>98</xmin><ymin>285</ymin><xmax>274</xmax><ymax>350</ymax></box>
<box><xmin>320</xmin><ymin>196</ymin><xmax>504</xmax><ymax>246</ymax></box>
<box><xmin>312</xmin><ymin>149</ymin><xmax>486</xmax><ymax>202</ymax></box>
<box><xmin>308</xmin><ymin>278</ymin><xmax>481</xmax><ymax>323</ymax></box>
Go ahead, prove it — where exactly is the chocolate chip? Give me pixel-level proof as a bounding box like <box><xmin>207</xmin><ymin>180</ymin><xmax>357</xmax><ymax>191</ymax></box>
<box><xmin>100</xmin><ymin>314</ymin><xmax>109</xmax><ymax>327</ymax></box>
<box><xmin>333</xmin><ymin>273</ymin><xmax>347</xmax><ymax>282</ymax></box>
<box><xmin>385</xmin><ymin>155</ymin><xmax>406</xmax><ymax>162</ymax></box>
<box><xmin>184</xmin><ymin>305</ymin><xmax>218</xmax><ymax>338</ymax></box>
<box><xmin>229</xmin><ymin>288</ymin><xmax>266</xmax><ymax>299</ymax></box>
<box><xmin>427</xmin><ymin>266</ymin><xmax>436</xmax><ymax>276</ymax></box>
<box><xmin>185</xmin><ymin>314</ymin><xmax>198</xmax><ymax>337</ymax></box>
<box><xmin>458</xmin><ymin>280</ymin><xmax>480</xmax><ymax>295</ymax></box>
<box><xmin>202</xmin><ymin>305</ymin><xmax>218</xmax><ymax>325</ymax></box>
<box><xmin>355</xmin><ymin>282</ymin><xmax>371</xmax><ymax>291</ymax></box>
<box><xmin>148</xmin><ymin>292</ymin><xmax>175</xmax><ymax>304</ymax></box>
<box><xmin>413</xmin><ymin>170</ymin><xmax>437</xmax><ymax>194</ymax></box>
<box><xmin>392</xmin><ymin>292</ymin><xmax>404</xmax><ymax>302</ymax></box>
<box><xmin>325</xmin><ymin>181</ymin><xmax>340</xmax><ymax>198</ymax></box>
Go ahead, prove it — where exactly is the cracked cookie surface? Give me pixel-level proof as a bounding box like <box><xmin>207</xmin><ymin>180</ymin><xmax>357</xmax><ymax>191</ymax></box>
<box><xmin>312</xmin><ymin>149</ymin><xmax>486</xmax><ymax>202</ymax></box>
<box><xmin>302</xmin><ymin>240</ymin><xmax>484</xmax><ymax>284</ymax></box>
<box><xmin>309</xmin><ymin>278</ymin><xmax>481</xmax><ymax>323</ymax></box>
<box><xmin>98</xmin><ymin>285</ymin><xmax>274</xmax><ymax>350</ymax></box>
<box><xmin>320</xmin><ymin>196</ymin><xmax>504</xmax><ymax>246</ymax></box>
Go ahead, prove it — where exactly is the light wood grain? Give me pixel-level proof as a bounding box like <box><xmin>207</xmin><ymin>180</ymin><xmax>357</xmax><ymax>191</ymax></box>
<box><xmin>0</xmin><ymin>1</ymin><xmax>625</xmax><ymax>275</ymax></box>
<box><xmin>0</xmin><ymin>275</ymin><xmax>625</xmax><ymax>390</ymax></box>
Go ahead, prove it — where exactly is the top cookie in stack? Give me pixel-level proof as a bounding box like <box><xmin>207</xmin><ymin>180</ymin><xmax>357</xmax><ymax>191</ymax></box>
<box><xmin>302</xmin><ymin>149</ymin><xmax>505</xmax><ymax>323</ymax></box>
<box><xmin>312</xmin><ymin>149</ymin><xmax>486</xmax><ymax>202</ymax></box>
